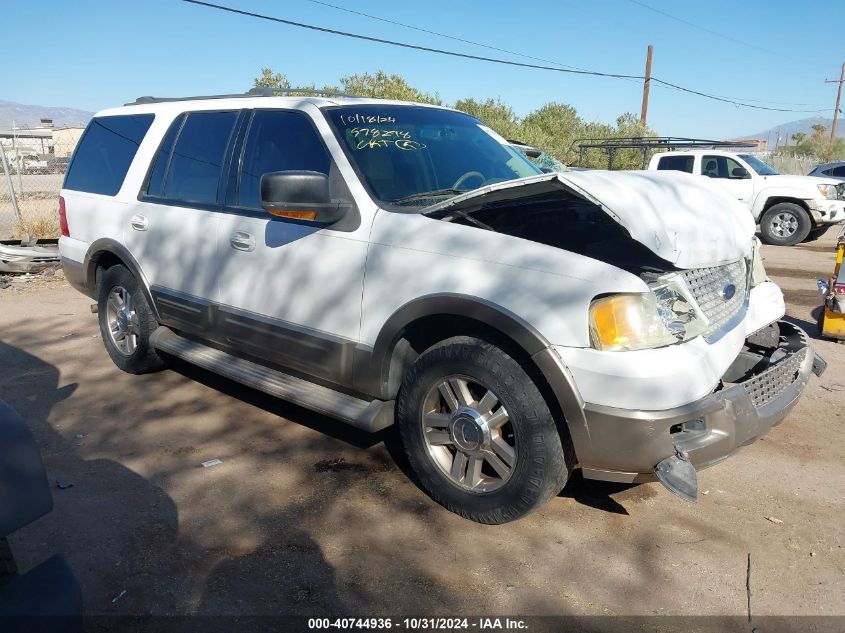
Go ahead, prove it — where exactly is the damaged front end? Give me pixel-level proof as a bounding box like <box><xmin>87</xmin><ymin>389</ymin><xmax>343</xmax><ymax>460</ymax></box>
<box><xmin>421</xmin><ymin>173</ymin><xmax>822</xmax><ymax>500</ymax></box>
<box><xmin>583</xmin><ymin>320</ymin><xmax>824</xmax><ymax>501</ymax></box>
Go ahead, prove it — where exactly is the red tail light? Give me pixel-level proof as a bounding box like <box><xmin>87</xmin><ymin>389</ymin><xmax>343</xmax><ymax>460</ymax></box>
<box><xmin>58</xmin><ymin>196</ymin><xmax>69</xmax><ymax>237</ymax></box>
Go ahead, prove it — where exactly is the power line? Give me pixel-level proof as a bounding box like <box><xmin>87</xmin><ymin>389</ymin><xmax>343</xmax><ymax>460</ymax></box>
<box><xmin>180</xmin><ymin>0</ymin><xmax>827</xmax><ymax>114</ymax></box>
<box><xmin>624</xmin><ymin>0</ymin><xmax>775</xmax><ymax>55</ymax></box>
<box><xmin>307</xmin><ymin>0</ymin><xmax>820</xmax><ymax>108</ymax></box>
<box><xmin>303</xmin><ymin>0</ymin><xmax>643</xmax><ymax>86</ymax></box>
<box><xmin>304</xmin><ymin>0</ymin><xmax>589</xmax><ymax>74</ymax></box>
<box><xmin>181</xmin><ymin>0</ymin><xmax>641</xmax><ymax>80</ymax></box>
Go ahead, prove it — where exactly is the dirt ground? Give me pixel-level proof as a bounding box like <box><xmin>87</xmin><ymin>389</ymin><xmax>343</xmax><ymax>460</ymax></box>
<box><xmin>0</xmin><ymin>232</ymin><xmax>843</xmax><ymax>624</ymax></box>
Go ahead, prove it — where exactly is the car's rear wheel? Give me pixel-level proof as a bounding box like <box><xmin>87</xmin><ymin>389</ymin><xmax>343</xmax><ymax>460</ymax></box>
<box><xmin>97</xmin><ymin>265</ymin><xmax>165</xmax><ymax>374</ymax></box>
<box><xmin>396</xmin><ymin>337</ymin><xmax>572</xmax><ymax>524</ymax></box>
<box><xmin>759</xmin><ymin>203</ymin><xmax>811</xmax><ymax>246</ymax></box>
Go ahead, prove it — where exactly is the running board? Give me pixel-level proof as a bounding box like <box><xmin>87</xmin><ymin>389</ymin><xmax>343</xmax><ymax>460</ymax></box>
<box><xmin>150</xmin><ymin>327</ymin><xmax>394</xmax><ymax>433</ymax></box>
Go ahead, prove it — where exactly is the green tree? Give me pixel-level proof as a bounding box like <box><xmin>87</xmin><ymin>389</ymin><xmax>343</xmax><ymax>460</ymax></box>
<box><xmin>791</xmin><ymin>132</ymin><xmax>806</xmax><ymax>145</ymax></box>
<box><xmin>339</xmin><ymin>71</ymin><xmax>441</xmax><ymax>104</ymax></box>
<box><xmin>453</xmin><ymin>97</ymin><xmax>521</xmax><ymax>140</ymax></box>
<box><xmin>254</xmin><ymin>67</ymin><xmax>290</xmax><ymax>90</ymax></box>
<box><xmin>519</xmin><ymin>103</ymin><xmax>582</xmax><ymax>162</ymax></box>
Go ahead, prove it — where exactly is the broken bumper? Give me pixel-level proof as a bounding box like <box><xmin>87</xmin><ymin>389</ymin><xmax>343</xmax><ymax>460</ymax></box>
<box><xmin>580</xmin><ymin>320</ymin><xmax>822</xmax><ymax>483</ymax></box>
<box><xmin>810</xmin><ymin>199</ymin><xmax>845</xmax><ymax>224</ymax></box>
<box><xmin>0</xmin><ymin>242</ymin><xmax>59</xmax><ymax>274</ymax></box>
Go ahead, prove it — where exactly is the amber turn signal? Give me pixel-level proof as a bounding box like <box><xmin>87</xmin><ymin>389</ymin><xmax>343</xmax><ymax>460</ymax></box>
<box><xmin>268</xmin><ymin>209</ymin><xmax>318</xmax><ymax>221</ymax></box>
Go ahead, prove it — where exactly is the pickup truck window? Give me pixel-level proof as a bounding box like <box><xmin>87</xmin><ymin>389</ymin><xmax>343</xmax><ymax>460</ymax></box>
<box><xmin>655</xmin><ymin>155</ymin><xmax>694</xmax><ymax>173</ymax></box>
<box><xmin>738</xmin><ymin>154</ymin><xmax>779</xmax><ymax>176</ymax></box>
<box><xmin>324</xmin><ymin>105</ymin><xmax>540</xmax><ymax>208</ymax></box>
<box><xmin>702</xmin><ymin>155</ymin><xmax>747</xmax><ymax>179</ymax></box>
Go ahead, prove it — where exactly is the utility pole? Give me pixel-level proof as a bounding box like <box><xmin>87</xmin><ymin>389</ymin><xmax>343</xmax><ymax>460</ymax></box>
<box><xmin>640</xmin><ymin>44</ymin><xmax>653</xmax><ymax>126</ymax></box>
<box><xmin>826</xmin><ymin>62</ymin><xmax>845</xmax><ymax>146</ymax></box>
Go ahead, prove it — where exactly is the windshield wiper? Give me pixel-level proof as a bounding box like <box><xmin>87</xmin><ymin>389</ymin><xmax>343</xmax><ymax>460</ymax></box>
<box><xmin>392</xmin><ymin>188</ymin><xmax>466</xmax><ymax>206</ymax></box>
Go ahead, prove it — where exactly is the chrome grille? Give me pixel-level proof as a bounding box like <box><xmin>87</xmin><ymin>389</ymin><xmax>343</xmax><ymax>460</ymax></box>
<box><xmin>680</xmin><ymin>259</ymin><xmax>748</xmax><ymax>339</ymax></box>
<box><xmin>744</xmin><ymin>348</ymin><xmax>807</xmax><ymax>408</ymax></box>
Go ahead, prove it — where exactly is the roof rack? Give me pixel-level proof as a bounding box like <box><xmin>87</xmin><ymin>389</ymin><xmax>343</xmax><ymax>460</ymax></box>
<box><xmin>126</xmin><ymin>86</ymin><xmax>366</xmax><ymax>106</ymax></box>
<box><xmin>573</xmin><ymin>136</ymin><xmax>759</xmax><ymax>169</ymax></box>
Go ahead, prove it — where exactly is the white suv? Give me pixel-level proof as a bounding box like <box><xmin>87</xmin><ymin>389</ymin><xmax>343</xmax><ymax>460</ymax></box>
<box><xmin>649</xmin><ymin>149</ymin><xmax>845</xmax><ymax>246</ymax></box>
<box><xmin>58</xmin><ymin>91</ymin><xmax>824</xmax><ymax>523</ymax></box>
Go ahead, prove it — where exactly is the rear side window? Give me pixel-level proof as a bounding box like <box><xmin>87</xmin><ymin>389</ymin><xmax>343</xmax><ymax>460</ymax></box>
<box><xmin>238</xmin><ymin>110</ymin><xmax>331</xmax><ymax>209</ymax></box>
<box><xmin>158</xmin><ymin>111</ymin><xmax>238</xmax><ymax>204</ymax></box>
<box><xmin>824</xmin><ymin>165</ymin><xmax>845</xmax><ymax>177</ymax></box>
<box><xmin>64</xmin><ymin>114</ymin><xmax>154</xmax><ymax>195</ymax></box>
<box><xmin>656</xmin><ymin>155</ymin><xmax>694</xmax><ymax>173</ymax></box>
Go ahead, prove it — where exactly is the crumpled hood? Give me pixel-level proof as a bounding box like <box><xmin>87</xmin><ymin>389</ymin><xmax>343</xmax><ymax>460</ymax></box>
<box><xmin>424</xmin><ymin>171</ymin><xmax>754</xmax><ymax>269</ymax></box>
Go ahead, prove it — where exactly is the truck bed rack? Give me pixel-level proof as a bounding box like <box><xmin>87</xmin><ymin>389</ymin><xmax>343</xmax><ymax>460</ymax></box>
<box><xmin>574</xmin><ymin>136</ymin><xmax>758</xmax><ymax>169</ymax></box>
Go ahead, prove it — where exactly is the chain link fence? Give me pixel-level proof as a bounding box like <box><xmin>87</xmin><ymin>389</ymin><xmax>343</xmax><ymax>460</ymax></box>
<box><xmin>1</xmin><ymin>138</ymin><xmax>79</xmax><ymax>241</ymax></box>
<box><xmin>766</xmin><ymin>153</ymin><xmax>817</xmax><ymax>176</ymax></box>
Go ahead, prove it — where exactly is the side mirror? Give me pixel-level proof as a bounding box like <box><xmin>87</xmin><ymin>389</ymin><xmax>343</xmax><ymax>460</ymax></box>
<box><xmin>731</xmin><ymin>167</ymin><xmax>750</xmax><ymax>179</ymax></box>
<box><xmin>260</xmin><ymin>170</ymin><xmax>350</xmax><ymax>224</ymax></box>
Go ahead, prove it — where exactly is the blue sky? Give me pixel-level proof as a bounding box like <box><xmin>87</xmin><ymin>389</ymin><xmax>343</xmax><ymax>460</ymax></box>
<box><xmin>5</xmin><ymin>0</ymin><xmax>843</xmax><ymax>138</ymax></box>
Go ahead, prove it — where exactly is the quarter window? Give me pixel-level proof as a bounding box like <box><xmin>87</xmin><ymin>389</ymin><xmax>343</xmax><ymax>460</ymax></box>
<box><xmin>238</xmin><ymin>110</ymin><xmax>331</xmax><ymax>209</ymax></box>
<box><xmin>162</xmin><ymin>111</ymin><xmax>238</xmax><ymax>204</ymax></box>
<box><xmin>655</xmin><ymin>155</ymin><xmax>694</xmax><ymax>173</ymax></box>
<box><xmin>64</xmin><ymin>114</ymin><xmax>154</xmax><ymax>195</ymax></box>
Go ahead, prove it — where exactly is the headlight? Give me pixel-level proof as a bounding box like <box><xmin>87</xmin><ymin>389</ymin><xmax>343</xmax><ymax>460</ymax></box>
<box><xmin>751</xmin><ymin>237</ymin><xmax>767</xmax><ymax>287</ymax></box>
<box><xmin>589</xmin><ymin>275</ymin><xmax>709</xmax><ymax>351</ymax></box>
<box><xmin>817</xmin><ymin>184</ymin><xmax>838</xmax><ymax>200</ymax></box>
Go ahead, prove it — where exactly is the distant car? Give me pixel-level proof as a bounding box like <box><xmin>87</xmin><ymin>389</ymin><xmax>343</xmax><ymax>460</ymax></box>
<box><xmin>508</xmin><ymin>141</ymin><xmax>570</xmax><ymax>173</ymax></box>
<box><xmin>25</xmin><ymin>159</ymin><xmax>49</xmax><ymax>174</ymax></box>
<box><xmin>808</xmin><ymin>161</ymin><xmax>845</xmax><ymax>181</ymax></box>
<box><xmin>47</xmin><ymin>156</ymin><xmax>70</xmax><ymax>174</ymax></box>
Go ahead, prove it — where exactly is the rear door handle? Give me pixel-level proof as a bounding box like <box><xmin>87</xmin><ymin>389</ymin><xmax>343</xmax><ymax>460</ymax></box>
<box><xmin>130</xmin><ymin>214</ymin><xmax>148</xmax><ymax>231</ymax></box>
<box><xmin>230</xmin><ymin>231</ymin><xmax>255</xmax><ymax>252</ymax></box>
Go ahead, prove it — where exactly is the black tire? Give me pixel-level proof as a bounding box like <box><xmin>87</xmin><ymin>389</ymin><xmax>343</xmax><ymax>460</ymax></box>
<box><xmin>804</xmin><ymin>224</ymin><xmax>833</xmax><ymax>243</ymax></box>
<box><xmin>97</xmin><ymin>265</ymin><xmax>165</xmax><ymax>374</ymax></box>
<box><xmin>396</xmin><ymin>337</ymin><xmax>572</xmax><ymax>524</ymax></box>
<box><xmin>759</xmin><ymin>203</ymin><xmax>811</xmax><ymax>246</ymax></box>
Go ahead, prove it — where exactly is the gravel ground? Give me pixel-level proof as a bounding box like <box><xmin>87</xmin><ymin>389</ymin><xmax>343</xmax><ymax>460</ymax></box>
<box><xmin>0</xmin><ymin>232</ymin><xmax>843</xmax><ymax>625</ymax></box>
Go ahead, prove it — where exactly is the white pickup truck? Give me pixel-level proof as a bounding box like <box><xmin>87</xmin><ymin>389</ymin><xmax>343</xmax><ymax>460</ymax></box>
<box><xmin>648</xmin><ymin>150</ymin><xmax>845</xmax><ymax>246</ymax></box>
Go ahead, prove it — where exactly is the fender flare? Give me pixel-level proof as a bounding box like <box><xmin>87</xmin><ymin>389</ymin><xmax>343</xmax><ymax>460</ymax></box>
<box><xmin>83</xmin><ymin>239</ymin><xmax>160</xmax><ymax>320</ymax></box>
<box><xmin>363</xmin><ymin>293</ymin><xmax>592</xmax><ymax>464</ymax></box>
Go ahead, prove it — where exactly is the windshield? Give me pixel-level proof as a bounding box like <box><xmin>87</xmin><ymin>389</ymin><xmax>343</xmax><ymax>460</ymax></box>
<box><xmin>738</xmin><ymin>154</ymin><xmax>779</xmax><ymax>176</ymax></box>
<box><xmin>324</xmin><ymin>105</ymin><xmax>541</xmax><ymax>208</ymax></box>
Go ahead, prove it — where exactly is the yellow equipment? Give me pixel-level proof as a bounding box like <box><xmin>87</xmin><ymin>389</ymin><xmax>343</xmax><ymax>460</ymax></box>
<box><xmin>817</xmin><ymin>227</ymin><xmax>845</xmax><ymax>340</ymax></box>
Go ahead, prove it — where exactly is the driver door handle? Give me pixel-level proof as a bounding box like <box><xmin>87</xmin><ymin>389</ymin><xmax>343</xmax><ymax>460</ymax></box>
<box><xmin>130</xmin><ymin>214</ymin><xmax>148</xmax><ymax>231</ymax></box>
<box><xmin>230</xmin><ymin>231</ymin><xmax>256</xmax><ymax>252</ymax></box>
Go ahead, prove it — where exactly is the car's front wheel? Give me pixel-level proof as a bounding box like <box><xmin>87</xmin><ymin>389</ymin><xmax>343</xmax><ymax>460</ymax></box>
<box><xmin>759</xmin><ymin>203</ymin><xmax>811</xmax><ymax>246</ymax></box>
<box><xmin>396</xmin><ymin>337</ymin><xmax>572</xmax><ymax>524</ymax></box>
<box><xmin>97</xmin><ymin>265</ymin><xmax>165</xmax><ymax>374</ymax></box>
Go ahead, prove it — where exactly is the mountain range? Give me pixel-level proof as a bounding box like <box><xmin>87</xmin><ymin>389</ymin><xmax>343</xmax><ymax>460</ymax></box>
<box><xmin>0</xmin><ymin>100</ymin><xmax>93</xmax><ymax>130</ymax></box>
<box><xmin>741</xmin><ymin>116</ymin><xmax>843</xmax><ymax>143</ymax></box>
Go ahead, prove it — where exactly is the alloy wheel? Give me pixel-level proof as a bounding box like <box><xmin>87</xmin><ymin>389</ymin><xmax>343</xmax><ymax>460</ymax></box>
<box><xmin>105</xmin><ymin>285</ymin><xmax>139</xmax><ymax>356</ymax></box>
<box><xmin>420</xmin><ymin>375</ymin><xmax>517</xmax><ymax>493</ymax></box>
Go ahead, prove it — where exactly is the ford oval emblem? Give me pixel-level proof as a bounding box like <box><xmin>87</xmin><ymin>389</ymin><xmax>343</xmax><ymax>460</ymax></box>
<box><xmin>721</xmin><ymin>284</ymin><xmax>736</xmax><ymax>301</ymax></box>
